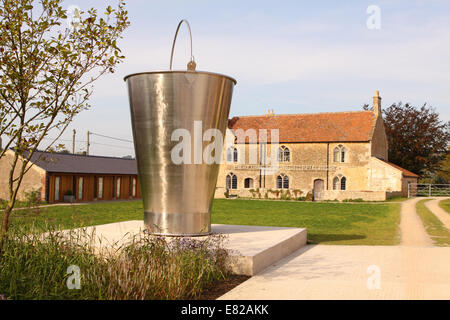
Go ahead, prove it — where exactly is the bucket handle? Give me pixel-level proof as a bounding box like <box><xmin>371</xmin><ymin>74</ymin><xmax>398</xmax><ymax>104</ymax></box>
<box><xmin>169</xmin><ymin>19</ymin><xmax>196</xmax><ymax>71</ymax></box>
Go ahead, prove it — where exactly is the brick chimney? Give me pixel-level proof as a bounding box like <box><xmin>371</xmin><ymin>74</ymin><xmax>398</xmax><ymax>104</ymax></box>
<box><xmin>373</xmin><ymin>90</ymin><xmax>382</xmax><ymax>117</ymax></box>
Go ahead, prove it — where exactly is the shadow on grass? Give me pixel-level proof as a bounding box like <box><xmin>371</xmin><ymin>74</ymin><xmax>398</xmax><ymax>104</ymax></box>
<box><xmin>309</xmin><ymin>233</ymin><xmax>366</xmax><ymax>243</ymax></box>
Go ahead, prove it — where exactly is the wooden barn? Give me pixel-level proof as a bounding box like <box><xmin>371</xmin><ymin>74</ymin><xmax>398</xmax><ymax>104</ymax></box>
<box><xmin>0</xmin><ymin>150</ymin><xmax>141</xmax><ymax>204</ymax></box>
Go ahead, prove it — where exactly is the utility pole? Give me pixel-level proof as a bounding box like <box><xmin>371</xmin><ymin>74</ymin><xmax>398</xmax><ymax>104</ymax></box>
<box><xmin>87</xmin><ymin>131</ymin><xmax>90</xmax><ymax>155</ymax></box>
<box><xmin>72</xmin><ymin>129</ymin><xmax>76</xmax><ymax>154</ymax></box>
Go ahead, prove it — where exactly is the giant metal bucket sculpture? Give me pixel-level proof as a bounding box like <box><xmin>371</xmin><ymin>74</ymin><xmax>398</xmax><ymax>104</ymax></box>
<box><xmin>124</xmin><ymin>20</ymin><xmax>236</xmax><ymax>236</ymax></box>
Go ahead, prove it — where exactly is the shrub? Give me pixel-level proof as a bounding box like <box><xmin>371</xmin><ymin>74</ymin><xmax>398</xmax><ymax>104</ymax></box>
<box><xmin>0</xmin><ymin>224</ymin><xmax>230</xmax><ymax>300</ymax></box>
<box><xmin>292</xmin><ymin>189</ymin><xmax>303</xmax><ymax>198</ymax></box>
<box><xmin>23</xmin><ymin>188</ymin><xmax>42</xmax><ymax>207</ymax></box>
<box><xmin>342</xmin><ymin>198</ymin><xmax>365</xmax><ymax>202</ymax></box>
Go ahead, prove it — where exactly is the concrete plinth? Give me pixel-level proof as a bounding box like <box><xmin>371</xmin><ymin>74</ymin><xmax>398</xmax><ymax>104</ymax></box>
<box><xmin>69</xmin><ymin>221</ymin><xmax>307</xmax><ymax>276</ymax></box>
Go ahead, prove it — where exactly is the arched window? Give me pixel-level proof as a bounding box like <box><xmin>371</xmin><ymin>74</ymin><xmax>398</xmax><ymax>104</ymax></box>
<box><xmin>244</xmin><ymin>178</ymin><xmax>254</xmax><ymax>189</ymax></box>
<box><xmin>226</xmin><ymin>148</ymin><xmax>232</xmax><ymax>162</ymax></box>
<box><xmin>278</xmin><ymin>146</ymin><xmax>290</xmax><ymax>162</ymax></box>
<box><xmin>226</xmin><ymin>173</ymin><xmax>237</xmax><ymax>189</ymax></box>
<box><xmin>341</xmin><ymin>147</ymin><xmax>347</xmax><ymax>163</ymax></box>
<box><xmin>341</xmin><ymin>177</ymin><xmax>347</xmax><ymax>190</ymax></box>
<box><xmin>277</xmin><ymin>174</ymin><xmax>289</xmax><ymax>189</ymax></box>
<box><xmin>277</xmin><ymin>175</ymin><xmax>283</xmax><ymax>189</ymax></box>
<box><xmin>277</xmin><ymin>147</ymin><xmax>283</xmax><ymax>162</ymax></box>
<box><xmin>333</xmin><ymin>176</ymin><xmax>347</xmax><ymax>190</ymax></box>
<box><xmin>333</xmin><ymin>177</ymin><xmax>339</xmax><ymax>190</ymax></box>
<box><xmin>227</xmin><ymin>147</ymin><xmax>238</xmax><ymax>163</ymax></box>
<box><xmin>333</xmin><ymin>147</ymin><xmax>340</xmax><ymax>162</ymax></box>
<box><xmin>283</xmin><ymin>175</ymin><xmax>289</xmax><ymax>189</ymax></box>
<box><xmin>284</xmin><ymin>148</ymin><xmax>290</xmax><ymax>162</ymax></box>
<box><xmin>333</xmin><ymin>145</ymin><xmax>347</xmax><ymax>163</ymax></box>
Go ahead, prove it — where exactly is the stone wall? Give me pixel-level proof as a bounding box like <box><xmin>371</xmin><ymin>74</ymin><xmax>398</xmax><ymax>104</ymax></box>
<box><xmin>215</xmin><ymin>186</ymin><xmax>388</xmax><ymax>201</ymax></box>
<box><xmin>215</xmin><ymin>186</ymin><xmax>306</xmax><ymax>200</ymax></box>
<box><xmin>0</xmin><ymin>150</ymin><xmax>46</xmax><ymax>201</ymax></box>
<box><xmin>368</xmin><ymin>157</ymin><xmax>402</xmax><ymax>192</ymax></box>
<box><xmin>322</xmin><ymin>190</ymin><xmax>387</xmax><ymax>201</ymax></box>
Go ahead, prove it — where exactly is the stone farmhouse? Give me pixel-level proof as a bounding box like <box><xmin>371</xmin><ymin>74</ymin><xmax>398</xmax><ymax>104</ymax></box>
<box><xmin>215</xmin><ymin>91</ymin><xmax>418</xmax><ymax>201</ymax></box>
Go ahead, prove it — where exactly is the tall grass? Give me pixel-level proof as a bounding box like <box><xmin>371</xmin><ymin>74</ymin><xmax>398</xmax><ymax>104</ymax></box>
<box><xmin>0</xmin><ymin>223</ymin><xmax>229</xmax><ymax>300</ymax></box>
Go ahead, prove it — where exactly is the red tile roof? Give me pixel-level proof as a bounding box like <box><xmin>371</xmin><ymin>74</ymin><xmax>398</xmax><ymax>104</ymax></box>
<box><xmin>228</xmin><ymin>111</ymin><xmax>376</xmax><ymax>143</ymax></box>
<box><xmin>379</xmin><ymin>159</ymin><xmax>419</xmax><ymax>178</ymax></box>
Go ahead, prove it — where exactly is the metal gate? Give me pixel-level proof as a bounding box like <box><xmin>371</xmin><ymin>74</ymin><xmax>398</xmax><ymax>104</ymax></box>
<box><xmin>407</xmin><ymin>183</ymin><xmax>450</xmax><ymax>198</ymax></box>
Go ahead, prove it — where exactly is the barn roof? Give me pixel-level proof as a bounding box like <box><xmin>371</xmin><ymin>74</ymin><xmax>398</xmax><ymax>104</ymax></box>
<box><xmin>228</xmin><ymin>111</ymin><xmax>376</xmax><ymax>143</ymax></box>
<box><xmin>27</xmin><ymin>150</ymin><xmax>137</xmax><ymax>175</ymax></box>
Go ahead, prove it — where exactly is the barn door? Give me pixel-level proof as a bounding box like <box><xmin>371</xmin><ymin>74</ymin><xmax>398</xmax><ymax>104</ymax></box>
<box><xmin>313</xmin><ymin>179</ymin><xmax>324</xmax><ymax>201</ymax></box>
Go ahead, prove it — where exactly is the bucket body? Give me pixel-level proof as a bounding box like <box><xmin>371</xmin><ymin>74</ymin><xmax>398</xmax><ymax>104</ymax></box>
<box><xmin>125</xmin><ymin>71</ymin><xmax>236</xmax><ymax>236</ymax></box>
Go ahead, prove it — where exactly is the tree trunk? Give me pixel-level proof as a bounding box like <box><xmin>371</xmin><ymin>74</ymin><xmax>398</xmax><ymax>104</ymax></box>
<box><xmin>0</xmin><ymin>203</ymin><xmax>12</xmax><ymax>257</ymax></box>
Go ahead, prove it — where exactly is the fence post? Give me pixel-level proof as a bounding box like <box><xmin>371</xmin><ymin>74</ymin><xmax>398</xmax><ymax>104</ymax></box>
<box><xmin>408</xmin><ymin>183</ymin><xmax>410</xmax><ymax>198</ymax></box>
<box><xmin>429</xmin><ymin>184</ymin><xmax>431</xmax><ymax>197</ymax></box>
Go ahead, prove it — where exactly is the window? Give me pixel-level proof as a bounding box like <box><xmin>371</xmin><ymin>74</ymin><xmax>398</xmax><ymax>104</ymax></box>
<box><xmin>341</xmin><ymin>177</ymin><xmax>346</xmax><ymax>190</ymax></box>
<box><xmin>277</xmin><ymin>173</ymin><xmax>289</xmax><ymax>189</ymax></box>
<box><xmin>116</xmin><ymin>177</ymin><xmax>121</xmax><ymax>198</ymax></box>
<box><xmin>333</xmin><ymin>177</ymin><xmax>339</xmax><ymax>190</ymax></box>
<box><xmin>78</xmin><ymin>177</ymin><xmax>83</xmax><ymax>200</ymax></box>
<box><xmin>244</xmin><ymin>178</ymin><xmax>254</xmax><ymax>189</ymax></box>
<box><xmin>227</xmin><ymin>147</ymin><xmax>238</xmax><ymax>163</ymax></box>
<box><xmin>333</xmin><ymin>147</ymin><xmax>340</xmax><ymax>162</ymax></box>
<box><xmin>276</xmin><ymin>175</ymin><xmax>283</xmax><ymax>189</ymax></box>
<box><xmin>341</xmin><ymin>147</ymin><xmax>347</xmax><ymax>163</ymax></box>
<box><xmin>278</xmin><ymin>146</ymin><xmax>290</xmax><ymax>162</ymax></box>
<box><xmin>333</xmin><ymin>145</ymin><xmax>347</xmax><ymax>163</ymax></box>
<box><xmin>55</xmin><ymin>177</ymin><xmax>60</xmax><ymax>201</ymax></box>
<box><xmin>132</xmin><ymin>177</ymin><xmax>137</xmax><ymax>197</ymax></box>
<box><xmin>333</xmin><ymin>176</ymin><xmax>347</xmax><ymax>190</ymax></box>
<box><xmin>283</xmin><ymin>175</ymin><xmax>289</xmax><ymax>189</ymax></box>
<box><xmin>98</xmin><ymin>177</ymin><xmax>104</xmax><ymax>199</ymax></box>
<box><xmin>226</xmin><ymin>173</ymin><xmax>237</xmax><ymax>189</ymax></box>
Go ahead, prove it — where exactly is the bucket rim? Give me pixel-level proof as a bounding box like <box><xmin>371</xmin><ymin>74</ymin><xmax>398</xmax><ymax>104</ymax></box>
<box><xmin>123</xmin><ymin>70</ymin><xmax>237</xmax><ymax>84</ymax></box>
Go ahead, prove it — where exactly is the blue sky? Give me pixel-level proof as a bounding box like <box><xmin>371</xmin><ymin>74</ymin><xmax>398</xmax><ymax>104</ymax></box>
<box><xmin>51</xmin><ymin>0</ymin><xmax>450</xmax><ymax>156</ymax></box>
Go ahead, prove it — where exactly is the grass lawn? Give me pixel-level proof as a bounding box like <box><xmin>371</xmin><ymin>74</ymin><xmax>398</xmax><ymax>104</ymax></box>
<box><xmin>212</xmin><ymin>199</ymin><xmax>400</xmax><ymax>245</ymax></box>
<box><xmin>439</xmin><ymin>199</ymin><xmax>450</xmax><ymax>214</ymax></box>
<box><xmin>416</xmin><ymin>199</ymin><xmax>450</xmax><ymax>246</ymax></box>
<box><xmin>9</xmin><ymin>198</ymin><xmax>401</xmax><ymax>245</ymax></box>
<box><xmin>9</xmin><ymin>201</ymin><xmax>144</xmax><ymax>231</ymax></box>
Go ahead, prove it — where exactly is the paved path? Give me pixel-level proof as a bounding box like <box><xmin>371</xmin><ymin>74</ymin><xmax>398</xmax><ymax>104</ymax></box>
<box><xmin>400</xmin><ymin>197</ymin><xmax>433</xmax><ymax>247</ymax></box>
<box><xmin>220</xmin><ymin>198</ymin><xmax>450</xmax><ymax>299</ymax></box>
<box><xmin>219</xmin><ymin>245</ymin><xmax>450</xmax><ymax>300</ymax></box>
<box><xmin>425</xmin><ymin>198</ymin><xmax>450</xmax><ymax>230</ymax></box>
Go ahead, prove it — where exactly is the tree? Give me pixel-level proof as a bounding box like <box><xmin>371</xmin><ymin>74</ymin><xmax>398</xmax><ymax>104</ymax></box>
<box><xmin>383</xmin><ymin>102</ymin><xmax>449</xmax><ymax>178</ymax></box>
<box><xmin>0</xmin><ymin>0</ymin><xmax>129</xmax><ymax>254</ymax></box>
<box><xmin>435</xmin><ymin>149</ymin><xmax>450</xmax><ymax>183</ymax></box>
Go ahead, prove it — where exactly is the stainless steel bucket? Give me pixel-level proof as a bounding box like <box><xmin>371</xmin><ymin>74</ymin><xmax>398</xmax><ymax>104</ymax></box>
<box><xmin>124</xmin><ymin>21</ymin><xmax>236</xmax><ymax>236</ymax></box>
